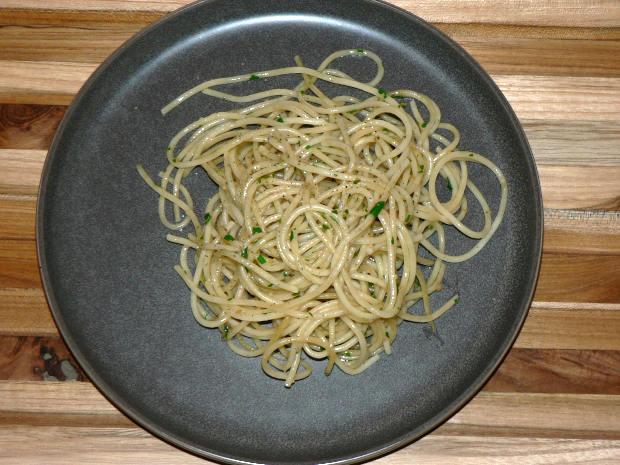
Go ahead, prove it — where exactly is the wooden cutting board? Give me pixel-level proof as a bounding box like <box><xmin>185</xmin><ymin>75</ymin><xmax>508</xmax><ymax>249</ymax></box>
<box><xmin>0</xmin><ymin>1</ymin><xmax>619</xmax><ymax>463</ymax></box>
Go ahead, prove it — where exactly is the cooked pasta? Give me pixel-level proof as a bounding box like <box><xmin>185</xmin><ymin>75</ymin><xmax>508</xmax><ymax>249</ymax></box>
<box><xmin>137</xmin><ymin>49</ymin><xmax>507</xmax><ymax>387</ymax></box>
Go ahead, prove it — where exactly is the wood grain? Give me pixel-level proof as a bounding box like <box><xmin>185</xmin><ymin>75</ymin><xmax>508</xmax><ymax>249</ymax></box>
<box><xmin>515</xmin><ymin>303</ymin><xmax>620</xmax><ymax>350</ymax></box>
<box><xmin>2</xmin><ymin>25</ymin><xmax>619</xmax><ymax>77</ymax></box>
<box><xmin>4</xmin><ymin>149</ymin><xmax>620</xmax><ymax>211</ymax></box>
<box><xmin>3</xmin><ymin>105</ymin><xmax>620</xmax><ymax>167</ymax></box>
<box><xmin>0</xmin><ymin>195</ymin><xmax>36</xmax><ymax>240</ymax></box>
<box><xmin>533</xmin><ymin>254</ymin><xmax>620</xmax><ymax>303</ymax></box>
<box><xmin>0</xmin><ymin>336</ymin><xmax>85</xmax><ymax>382</ymax></box>
<box><xmin>0</xmin><ymin>288</ymin><xmax>54</xmax><ymax>337</ymax></box>
<box><xmin>0</xmin><ymin>149</ymin><xmax>45</xmax><ymax>195</ymax></box>
<box><xmin>4</xmin><ymin>0</ymin><xmax>620</xmax><ymax>27</ymax></box>
<box><xmin>486</xmin><ymin>348</ymin><xmax>620</xmax><ymax>395</ymax></box>
<box><xmin>2</xmin><ymin>334</ymin><xmax>618</xmax><ymax>395</ymax></box>
<box><xmin>0</xmin><ymin>104</ymin><xmax>65</xmax><ymax>149</ymax></box>
<box><xmin>4</xmin><ymin>233</ymin><xmax>620</xmax><ymax>302</ymax></box>
<box><xmin>0</xmin><ymin>239</ymin><xmax>40</xmax><ymax>288</ymax></box>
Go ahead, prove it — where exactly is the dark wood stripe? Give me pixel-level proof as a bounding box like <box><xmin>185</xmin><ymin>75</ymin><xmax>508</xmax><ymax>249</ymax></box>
<box><xmin>0</xmin><ymin>104</ymin><xmax>66</xmax><ymax>149</ymax></box>
<box><xmin>1</xmin><ymin>335</ymin><xmax>618</xmax><ymax>396</ymax></box>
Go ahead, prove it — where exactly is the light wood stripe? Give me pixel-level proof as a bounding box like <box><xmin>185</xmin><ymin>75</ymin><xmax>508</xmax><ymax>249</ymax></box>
<box><xmin>2</xmin><ymin>0</ymin><xmax>620</xmax><ymax>27</ymax></box>
<box><xmin>4</xmin><ymin>150</ymin><xmax>620</xmax><ymax>210</ymax></box>
<box><xmin>1</xmin><ymin>60</ymin><xmax>620</xmax><ymax>121</ymax></box>
<box><xmin>0</xmin><ymin>381</ymin><xmax>619</xmax><ymax>464</ymax></box>
<box><xmin>2</xmin><ymin>25</ymin><xmax>618</xmax><ymax>78</ymax></box>
<box><xmin>2</xmin><ymin>287</ymin><xmax>619</xmax><ymax>350</ymax></box>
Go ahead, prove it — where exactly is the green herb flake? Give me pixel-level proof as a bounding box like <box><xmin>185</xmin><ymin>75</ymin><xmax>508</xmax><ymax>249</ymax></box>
<box><xmin>224</xmin><ymin>234</ymin><xmax>234</xmax><ymax>241</ymax></box>
<box><xmin>257</xmin><ymin>254</ymin><xmax>267</xmax><ymax>264</ymax></box>
<box><xmin>277</xmin><ymin>117</ymin><xmax>284</xmax><ymax>123</ymax></box>
<box><xmin>428</xmin><ymin>225</ymin><xmax>434</xmax><ymax>230</ymax></box>
<box><xmin>332</xmin><ymin>209</ymin><xmax>338</xmax><ymax>214</ymax></box>
<box><xmin>322</xmin><ymin>223</ymin><xmax>330</xmax><ymax>230</ymax></box>
<box><xmin>290</xmin><ymin>230</ymin><xmax>294</xmax><ymax>240</ymax></box>
<box><xmin>454</xmin><ymin>297</ymin><xmax>459</xmax><ymax>304</ymax></box>
<box><xmin>268</xmin><ymin>283</ymin><xmax>273</xmax><ymax>287</ymax></box>
<box><xmin>320</xmin><ymin>346</ymin><xmax>326</xmax><ymax>351</ymax></box>
<box><xmin>405</xmin><ymin>214</ymin><xmax>412</xmax><ymax>223</ymax></box>
<box><xmin>172</xmin><ymin>157</ymin><xmax>177</xmax><ymax>162</ymax></box>
<box><xmin>223</xmin><ymin>325</ymin><xmax>229</xmax><ymax>338</ymax></box>
<box><xmin>391</xmin><ymin>237</ymin><xmax>394</xmax><ymax>244</ymax></box>
<box><xmin>258</xmin><ymin>177</ymin><xmax>262</xmax><ymax>183</ymax></box>
<box><xmin>308</xmin><ymin>311</ymin><xmax>313</xmax><ymax>317</ymax></box>
<box><xmin>249</xmin><ymin>74</ymin><xmax>259</xmax><ymax>80</ymax></box>
<box><xmin>370</xmin><ymin>201</ymin><xmax>386</xmax><ymax>217</ymax></box>
<box><xmin>241</xmin><ymin>247</ymin><xmax>248</xmax><ymax>258</ymax></box>
<box><xmin>204</xmin><ymin>213</ymin><xmax>211</xmax><ymax>224</ymax></box>
<box><xmin>353</xmin><ymin>179</ymin><xmax>360</xmax><ymax>184</ymax></box>
<box><xmin>447</xmin><ymin>179</ymin><xmax>453</xmax><ymax>190</ymax></box>
<box><xmin>469</xmin><ymin>153</ymin><xmax>475</xmax><ymax>157</ymax></box>
<box><xmin>292</xmin><ymin>292</ymin><xmax>300</xmax><ymax>297</ymax></box>
<box><xmin>305</xmin><ymin>145</ymin><xmax>311</xmax><ymax>149</ymax></box>
<box><xmin>252</xmin><ymin>226</ymin><xmax>263</xmax><ymax>234</ymax></box>
<box><xmin>385</xmin><ymin>331</ymin><xmax>390</xmax><ymax>338</ymax></box>
<box><xmin>378</xmin><ymin>88</ymin><xmax>387</xmax><ymax>98</ymax></box>
<box><xmin>357</xmin><ymin>49</ymin><xmax>364</xmax><ymax>53</ymax></box>
<box><xmin>421</xmin><ymin>122</ymin><xmax>427</xmax><ymax>128</ymax></box>
<box><xmin>344</xmin><ymin>351</ymin><xmax>351</xmax><ymax>357</ymax></box>
<box><xmin>418</xmin><ymin>164</ymin><xmax>424</xmax><ymax>174</ymax></box>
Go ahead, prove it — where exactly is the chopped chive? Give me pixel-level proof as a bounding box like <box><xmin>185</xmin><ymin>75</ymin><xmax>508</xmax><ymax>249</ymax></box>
<box><xmin>305</xmin><ymin>145</ymin><xmax>311</xmax><ymax>149</ymax></box>
<box><xmin>353</xmin><ymin>179</ymin><xmax>360</xmax><ymax>184</ymax></box>
<box><xmin>204</xmin><ymin>213</ymin><xmax>211</xmax><ymax>224</ymax></box>
<box><xmin>357</xmin><ymin>49</ymin><xmax>364</xmax><ymax>53</ymax></box>
<box><xmin>469</xmin><ymin>153</ymin><xmax>475</xmax><ymax>157</ymax></box>
<box><xmin>290</xmin><ymin>230</ymin><xmax>294</xmax><ymax>240</ymax></box>
<box><xmin>454</xmin><ymin>297</ymin><xmax>459</xmax><ymax>304</ymax></box>
<box><xmin>252</xmin><ymin>226</ymin><xmax>262</xmax><ymax>234</ymax></box>
<box><xmin>322</xmin><ymin>223</ymin><xmax>330</xmax><ymax>230</ymax></box>
<box><xmin>378</xmin><ymin>88</ymin><xmax>387</xmax><ymax>98</ymax></box>
<box><xmin>391</xmin><ymin>237</ymin><xmax>394</xmax><ymax>244</ymax></box>
<box><xmin>241</xmin><ymin>247</ymin><xmax>248</xmax><ymax>258</ymax></box>
<box><xmin>385</xmin><ymin>331</ymin><xmax>390</xmax><ymax>338</ymax></box>
<box><xmin>332</xmin><ymin>209</ymin><xmax>338</xmax><ymax>214</ymax></box>
<box><xmin>446</xmin><ymin>179</ymin><xmax>453</xmax><ymax>190</ymax></box>
<box><xmin>258</xmin><ymin>177</ymin><xmax>262</xmax><ymax>183</ymax></box>
<box><xmin>224</xmin><ymin>234</ymin><xmax>234</xmax><ymax>241</ymax></box>
<box><xmin>257</xmin><ymin>254</ymin><xmax>267</xmax><ymax>264</ymax></box>
<box><xmin>249</xmin><ymin>74</ymin><xmax>259</xmax><ymax>80</ymax></box>
<box><xmin>277</xmin><ymin>117</ymin><xmax>284</xmax><ymax>123</ymax></box>
<box><xmin>418</xmin><ymin>164</ymin><xmax>424</xmax><ymax>174</ymax></box>
<box><xmin>405</xmin><ymin>214</ymin><xmax>412</xmax><ymax>223</ymax></box>
<box><xmin>421</xmin><ymin>122</ymin><xmax>427</xmax><ymax>128</ymax></box>
<box><xmin>369</xmin><ymin>201</ymin><xmax>386</xmax><ymax>217</ymax></box>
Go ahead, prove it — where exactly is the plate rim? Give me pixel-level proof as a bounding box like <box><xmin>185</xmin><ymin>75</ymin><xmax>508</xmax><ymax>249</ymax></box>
<box><xmin>36</xmin><ymin>0</ymin><xmax>544</xmax><ymax>463</ymax></box>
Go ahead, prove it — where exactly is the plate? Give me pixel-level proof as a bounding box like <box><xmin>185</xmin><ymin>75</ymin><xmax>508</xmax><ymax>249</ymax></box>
<box><xmin>37</xmin><ymin>0</ymin><xmax>543</xmax><ymax>463</ymax></box>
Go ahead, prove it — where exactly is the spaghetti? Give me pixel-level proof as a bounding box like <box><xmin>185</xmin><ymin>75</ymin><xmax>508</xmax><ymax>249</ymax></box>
<box><xmin>137</xmin><ymin>49</ymin><xmax>507</xmax><ymax>386</ymax></box>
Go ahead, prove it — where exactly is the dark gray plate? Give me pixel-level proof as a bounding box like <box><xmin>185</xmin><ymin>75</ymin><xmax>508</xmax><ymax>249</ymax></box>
<box><xmin>37</xmin><ymin>0</ymin><xmax>542</xmax><ymax>463</ymax></box>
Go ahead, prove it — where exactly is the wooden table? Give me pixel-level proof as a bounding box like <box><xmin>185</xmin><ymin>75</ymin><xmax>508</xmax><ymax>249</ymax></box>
<box><xmin>1</xmin><ymin>1</ymin><xmax>619</xmax><ymax>463</ymax></box>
